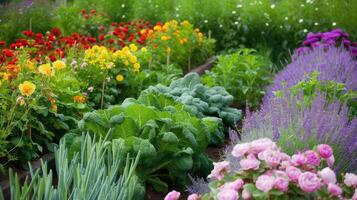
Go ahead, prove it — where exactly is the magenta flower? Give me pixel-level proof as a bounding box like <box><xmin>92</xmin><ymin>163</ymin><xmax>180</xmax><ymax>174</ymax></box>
<box><xmin>344</xmin><ymin>173</ymin><xmax>357</xmax><ymax>187</ymax></box>
<box><xmin>240</xmin><ymin>154</ymin><xmax>260</xmax><ymax>171</ymax></box>
<box><xmin>258</xmin><ymin>149</ymin><xmax>281</xmax><ymax>167</ymax></box>
<box><xmin>298</xmin><ymin>172</ymin><xmax>321</xmax><ymax>193</ymax></box>
<box><xmin>327</xmin><ymin>183</ymin><xmax>342</xmax><ymax>197</ymax></box>
<box><xmin>305</xmin><ymin>150</ymin><xmax>320</xmax><ymax>166</ymax></box>
<box><xmin>326</xmin><ymin>155</ymin><xmax>335</xmax><ymax>168</ymax></box>
<box><xmin>164</xmin><ymin>190</ymin><xmax>180</xmax><ymax>200</ymax></box>
<box><xmin>291</xmin><ymin>153</ymin><xmax>307</xmax><ymax>166</ymax></box>
<box><xmin>317</xmin><ymin>144</ymin><xmax>333</xmax><ymax>159</ymax></box>
<box><xmin>217</xmin><ymin>189</ymin><xmax>238</xmax><ymax>200</ymax></box>
<box><xmin>256</xmin><ymin>175</ymin><xmax>275</xmax><ymax>192</ymax></box>
<box><xmin>274</xmin><ymin>177</ymin><xmax>289</xmax><ymax>192</ymax></box>
<box><xmin>318</xmin><ymin>167</ymin><xmax>336</xmax><ymax>184</ymax></box>
<box><xmin>208</xmin><ymin>161</ymin><xmax>231</xmax><ymax>180</ymax></box>
<box><xmin>286</xmin><ymin>166</ymin><xmax>302</xmax><ymax>182</ymax></box>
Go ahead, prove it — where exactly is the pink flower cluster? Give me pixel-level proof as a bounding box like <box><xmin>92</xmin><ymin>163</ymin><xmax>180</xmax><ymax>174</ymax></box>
<box><xmin>164</xmin><ymin>138</ymin><xmax>357</xmax><ymax>200</ymax></box>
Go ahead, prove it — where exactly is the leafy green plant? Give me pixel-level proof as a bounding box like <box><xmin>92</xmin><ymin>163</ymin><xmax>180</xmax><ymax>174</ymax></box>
<box><xmin>1</xmin><ymin>134</ymin><xmax>142</xmax><ymax>200</ymax></box>
<box><xmin>144</xmin><ymin>73</ymin><xmax>242</xmax><ymax>132</ymax></box>
<box><xmin>202</xmin><ymin>49</ymin><xmax>272</xmax><ymax>109</ymax></box>
<box><xmin>66</xmin><ymin>93</ymin><xmax>219</xmax><ymax>192</ymax></box>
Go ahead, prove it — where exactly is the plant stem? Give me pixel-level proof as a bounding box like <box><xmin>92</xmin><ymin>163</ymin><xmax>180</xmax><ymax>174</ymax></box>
<box><xmin>100</xmin><ymin>78</ymin><xmax>106</xmax><ymax>109</ymax></box>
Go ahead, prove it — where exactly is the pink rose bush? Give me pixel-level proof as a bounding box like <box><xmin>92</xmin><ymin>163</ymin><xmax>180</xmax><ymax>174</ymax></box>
<box><xmin>165</xmin><ymin>139</ymin><xmax>357</xmax><ymax>199</ymax></box>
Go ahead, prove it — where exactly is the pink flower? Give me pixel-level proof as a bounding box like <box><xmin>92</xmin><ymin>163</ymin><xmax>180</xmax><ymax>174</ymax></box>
<box><xmin>250</xmin><ymin>138</ymin><xmax>276</xmax><ymax>154</ymax></box>
<box><xmin>298</xmin><ymin>172</ymin><xmax>321</xmax><ymax>193</ymax></box>
<box><xmin>258</xmin><ymin>150</ymin><xmax>281</xmax><ymax>167</ymax></box>
<box><xmin>217</xmin><ymin>189</ymin><xmax>238</xmax><ymax>200</ymax></box>
<box><xmin>220</xmin><ymin>179</ymin><xmax>244</xmax><ymax>191</ymax></box>
<box><xmin>286</xmin><ymin>166</ymin><xmax>301</xmax><ymax>182</ymax></box>
<box><xmin>318</xmin><ymin>167</ymin><xmax>336</xmax><ymax>184</ymax></box>
<box><xmin>164</xmin><ymin>190</ymin><xmax>180</xmax><ymax>200</ymax></box>
<box><xmin>291</xmin><ymin>153</ymin><xmax>307</xmax><ymax>166</ymax></box>
<box><xmin>280</xmin><ymin>152</ymin><xmax>291</xmax><ymax>161</ymax></box>
<box><xmin>344</xmin><ymin>173</ymin><xmax>357</xmax><ymax>187</ymax></box>
<box><xmin>327</xmin><ymin>183</ymin><xmax>342</xmax><ymax>197</ymax></box>
<box><xmin>256</xmin><ymin>175</ymin><xmax>275</xmax><ymax>192</ymax></box>
<box><xmin>240</xmin><ymin>154</ymin><xmax>260</xmax><ymax>170</ymax></box>
<box><xmin>280</xmin><ymin>161</ymin><xmax>291</xmax><ymax>169</ymax></box>
<box><xmin>317</xmin><ymin>144</ymin><xmax>333</xmax><ymax>159</ymax></box>
<box><xmin>353</xmin><ymin>189</ymin><xmax>357</xmax><ymax>200</ymax></box>
<box><xmin>274</xmin><ymin>177</ymin><xmax>289</xmax><ymax>192</ymax></box>
<box><xmin>304</xmin><ymin>150</ymin><xmax>320</xmax><ymax>166</ymax></box>
<box><xmin>208</xmin><ymin>161</ymin><xmax>230</xmax><ymax>180</ymax></box>
<box><xmin>187</xmin><ymin>193</ymin><xmax>201</xmax><ymax>200</ymax></box>
<box><xmin>232</xmin><ymin>143</ymin><xmax>250</xmax><ymax>158</ymax></box>
<box><xmin>326</xmin><ymin>155</ymin><xmax>335</xmax><ymax>168</ymax></box>
<box><xmin>242</xmin><ymin>188</ymin><xmax>251</xmax><ymax>200</ymax></box>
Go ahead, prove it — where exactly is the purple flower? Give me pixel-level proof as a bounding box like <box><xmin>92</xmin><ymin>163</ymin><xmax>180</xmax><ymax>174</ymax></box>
<box><xmin>304</xmin><ymin>150</ymin><xmax>320</xmax><ymax>166</ymax></box>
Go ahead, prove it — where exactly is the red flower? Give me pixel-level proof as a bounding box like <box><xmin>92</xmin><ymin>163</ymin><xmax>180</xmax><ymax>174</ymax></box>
<box><xmin>51</xmin><ymin>28</ymin><xmax>61</xmax><ymax>37</ymax></box>
<box><xmin>84</xmin><ymin>14</ymin><xmax>90</xmax><ymax>19</ymax></box>
<box><xmin>90</xmin><ymin>9</ymin><xmax>96</xmax><ymax>14</ymax></box>
<box><xmin>108</xmin><ymin>39</ymin><xmax>115</xmax><ymax>44</ymax></box>
<box><xmin>49</xmin><ymin>54</ymin><xmax>56</xmax><ymax>62</ymax></box>
<box><xmin>2</xmin><ymin>49</ymin><xmax>14</xmax><ymax>57</ymax></box>
<box><xmin>81</xmin><ymin>9</ymin><xmax>86</xmax><ymax>14</ymax></box>
<box><xmin>99</xmin><ymin>34</ymin><xmax>105</xmax><ymax>41</ymax></box>
<box><xmin>22</xmin><ymin>30</ymin><xmax>34</xmax><ymax>37</ymax></box>
<box><xmin>111</xmin><ymin>22</ymin><xmax>117</xmax><ymax>27</ymax></box>
<box><xmin>0</xmin><ymin>41</ymin><xmax>5</xmax><ymax>46</ymax></box>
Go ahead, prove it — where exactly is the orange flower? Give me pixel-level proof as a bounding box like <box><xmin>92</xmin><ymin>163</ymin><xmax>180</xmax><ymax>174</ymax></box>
<box><xmin>73</xmin><ymin>95</ymin><xmax>86</xmax><ymax>103</ymax></box>
<box><xmin>19</xmin><ymin>81</ymin><xmax>36</xmax><ymax>96</ymax></box>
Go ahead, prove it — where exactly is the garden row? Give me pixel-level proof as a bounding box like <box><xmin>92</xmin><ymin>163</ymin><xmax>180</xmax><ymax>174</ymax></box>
<box><xmin>1</xmin><ymin>0</ymin><xmax>357</xmax><ymax>65</ymax></box>
<box><xmin>165</xmin><ymin>29</ymin><xmax>357</xmax><ymax>199</ymax></box>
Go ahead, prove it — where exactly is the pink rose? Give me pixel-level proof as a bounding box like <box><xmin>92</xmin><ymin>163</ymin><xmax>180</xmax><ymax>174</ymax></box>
<box><xmin>164</xmin><ymin>190</ymin><xmax>180</xmax><ymax>200</ymax></box>
<box><xmin>240</xmin><ymin>154</ymin><xmax>260</xmax><ymax>171</ymax></box>
<box><xmin>188</xmin><ymin>193</ymin><xmax>200</xmax><ymax>200</ymax></box>
<box><xmin>217</xmin><ymin>189</ymin><xmax>238</xmax><ymax>200</ymax></box>
<box><xmin>280</xmin><ymin>161</ymin><xmax>291</xmax><ymax>169</ymax></box>
<box><xmin>326</xmin><ymin>155</ymin><xmax>335</xmax><ymax>168</ymax></box>
<box><xmin>256</xmin><ymin>175</ymin><xmax>275</xmax><ymax>192</ymax></box>
<box><xmin>274</xmin><ymin>177</ymin><xmax>289</xmax><ymax>192</ymax></box>
<box><xmin>232</xmin><ymin>143</ymin><xmax>250</xmax><ymax>158</ymax></box>
<box><xmin>208</xmin><ymin>161</ymin><xmax>230</xmax><ymax>180</ymax></box>
<box><xmin>317</xmin><ymin>144</ymin><xmax>333</xmax><ymax>159</ymax></box>
<box><xmin>344</xmin><ymin>173</ymin><xmax>357</xmax><ymax>187</ymax></box>
<box><xmin>304</xmin><ymin>150</ymin><xmax>320</xmax><ymax>166</ymax></box>
<box><xmin>291</xmin><ymin>153</ymin><xmax>307</xmax><ymax>166</ymax></box>
<box><xmin>258</xmin><ymin>150</ymin><xmax>281</xmax><ymax>167</ymax></box>
<box><xmin>353</xmin><ymin>189</ymin><xmax>357</xmax><ymax>200</ymax></box>
<box><xmin>286</xmin><ymin>166</ymin><xmax>301</xmax><ymax>182</ymax></box>
<box><xmin>327</xmin><ymin>183</ymin><xmax>342</xmax><ymax>197</ymax></box>
<box><xmin>242</xmin><ymin>188</ymin><xmax>251</xmax><ymax>200</ymax></box>
<box><xmin>298</xmin><ymin>172</ymin><xmax>321</xmax><ymax>193</ymax></box>
<box><xmin>220</xmin><ymin>179</ymin><xmax>244</xmax><ymax>191</ymax></box>
<box><xmin>318</xmin><ymin>167</ymin><xmax>336</xmax><ymax>184</ymax></box>
<box><xmin>250</xmin><ymin>138</ymin><xmax>276</xmax><ymax>154</ymax></box>
<box><xmin>280</xmin><ymin>152</ymin><xmax>291</xmax><ymax>161</ymax></box>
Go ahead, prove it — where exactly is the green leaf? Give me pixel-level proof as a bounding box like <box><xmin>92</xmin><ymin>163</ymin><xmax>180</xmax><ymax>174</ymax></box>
<box><xmin>124</xmin><ymin>104</ymin><xmax>158</xmax><ymax>128</ymax></box>
<box><xmin>147</xmin><ymin>177</ymin><xmax>168</xmax><ymax>193</ymax></box>
<box><xmin>112</xmin><ymin>117</ymin><xmax>139</xmax><ymax>138</ymax></box>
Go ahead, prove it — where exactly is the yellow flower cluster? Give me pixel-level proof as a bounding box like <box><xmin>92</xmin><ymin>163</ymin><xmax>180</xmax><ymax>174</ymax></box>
<box><xmin>84</xmin><ymin>45</ymin><xmax>114</xmax><ymax>70</ymax></box>
<box><xmin>113</xmin><ymin>44</ymin><xmax>141</xmax><ymax>72</ymax></box>
<box><xmin>38</xmin><ymin>60</ymin><xmax>66</xmax><ymax>76</ymax></box>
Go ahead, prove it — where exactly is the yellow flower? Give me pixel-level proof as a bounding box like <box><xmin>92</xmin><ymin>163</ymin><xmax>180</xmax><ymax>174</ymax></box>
<box><xmin>116</xmin><ymin>74</ymin><xmax>124</xmax><ymax>82</ymax></box>
<box><xmin>129</xmin><ymin>55</ymin><xmax>137</xmax><ymax>64</ymax></box>
<box><xmin>50</xmin><ymin>104</ymin><xmax>58</xmax><ymax>112</ymax></box>
<box><xmin>53</xmin><ymin>60</ymin><xmax>66</xmax><ymax>70</ymax></box>
<box><xmin>124</xmin><ymin>60</ymin><xmax>129</xmax><ymax>66</ymax></box>
<box><xmin>133</xmin><ymin>63</ymin><xmax>140</xmax><ymax>71</ymax></box>
<box><xmin>19</xmin><ymin>81</ymin><xmax>36</xmax><ymax>96</ymax></box>
<box><xmin>166</xmin><ymin>47</ymin><xmax>171</xmax><ymax>54</ymax></box>
<box><xmin>141</xmin><ymin>47</ymin><xmax>147</xmax><ymax>53</ymax></box>
<box><xmin>26</xmin><ymin>60</ymin><xmax>35</xmax><ymax>70</ymax></box>
<box><xmin>2</xmin><ymin>72</ymin><xmax>10</xmax><ymax>81</ymax></box>
<box><xmin>161</xmin><ymin>35</ymin><xmax>171</xmax><ymax>41</ymax></box>
<box><xmin>129</xmin><ymin>44</ymin><xmax>138</xmax><ymax>52</ymax></box>
<box><xmin>38</xmin><ymin>63</ymin><xmax>52</xmax><ymax>76</ymax></box>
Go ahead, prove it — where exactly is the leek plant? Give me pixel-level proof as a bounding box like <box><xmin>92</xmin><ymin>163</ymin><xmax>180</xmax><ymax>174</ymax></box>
<box><xmin>0</xmin><ymin>134</ymin><xmax>141</xmax><ymax>200</ymax></box>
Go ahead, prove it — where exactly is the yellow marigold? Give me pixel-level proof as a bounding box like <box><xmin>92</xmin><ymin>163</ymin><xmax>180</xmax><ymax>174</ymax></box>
<box><xmin>26</xmin><ymin>60</ymin><xmax>35</xmax><ymax>70</ymax></box>
<box><xmin>161</xmin><ymin>35</ymin><xmax>171</xmax><ymax>41</ymax></box>
<box><xmin>180</xmin><ymin>20</ymin><xmax>190</xmax><ymax>26</ymax></box>
<box><xmin>19</xmin><ymin>81</ymin><xmax>36</xmax><ymax>96</ymax></box>
<box><xmin>140</xmin><ymin>29</ymin><xmax>147</xmax><ymax>35</ymax></box>
<box><xmin>194</xmin><ymin>28</ymin><xmax>200</xmax><ymax>33</ymax></box>
<box><xmin>73</xmin><ymin>95</ymin><xmax>86</xmax><ymax>103</ymax></box>
<box><xmin>133</xmin><ymin>63</ymin><xmax>140</xmax><ymax>70</ymax></box>
<box><xmin>129</xmin><ymin>55</ymin><xmax>137</xmax><ymax>64</ymax></box>
<box><xmin>141</xmin><ymin>47</ymin><xmax>147</xmax><ymax>53</ymax></box>
<box><xmin>179</xmin><ymin>38</ymin><xmax>188</xmax><ymax>44</ymax></box>
<box><xmin>53</xmin><ymin>60</ymin><xmax>66</xmax><ymax>70</ymax></box>
<box><xmin>124</xmin><ymin>60</ymin><xmax>129</xmax><ymax>66</ymax></box>
<box><xmin>116</xmin><ymin>74</ymin><xmax>124</xmax><ymax>82</ymax></box>
<box><xmin>38</xmin><ymin>63</ymin><xmax>52</xmax><ymax>76</ymax></box>
<box><xmin>2</xmin><ymin>72</ymin><xmax>10</xmax><ymax>81</ymax></box>
<box><xmin>129</xmin><ymin>44</ymin><xmax>138</xmax><ymax>52</ymax></box>
<box><xmin>197</xmin><ymin>32</ymin><xmax>203</xmax><ymax>38</ymax></box>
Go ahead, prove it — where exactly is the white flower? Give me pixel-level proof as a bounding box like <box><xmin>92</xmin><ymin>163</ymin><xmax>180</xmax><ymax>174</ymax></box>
<box><xmin>314</xmin><ymin>22</ymin><xmax>319</xmax><ymax>26</ymax></box>
<box><xmin>121</xmin><ymin>4</ymin><xmax>125</xmax><ymax>8</ymax></box>
<box><xmin>265</xmin><ymin>22</ymin><xmax>269</xmax><ymax>26</ymax></box>
<box><xmin>204</xmin><ymin>20</ymin><xmax>208</xmax><ymax>23</ymax></box>
<box><xmin>301</xmin><ymin>4</ymin><xmax>305</xmax><ymax>7</ymax></box>
<box><xmin>271</xmin><ymin>4</ymin><xmax>276</xmax><ymax>9</ymax></box>
<box><xmin>219</xmin><ymin>24</ymin><xmax>223</xmax><ymax>28</ymax></box>
<box><xmin>332</xmin><ymin>22</ymin><xmax>337</xmax><ymax>26</ymax></box>
<box><xmin>234</xmin><ymin>21</ymin><xmax>239</xmax><ymax>25</ymax></box>
<box><xmin>285</xmin><ymin>17</ymin><xmax>289</xmax><ymax>20</ymax></box>
<box><xmin>232</xmin><ymin>10</ymin><xmax>236</xmax><ymax>14</ymax></box>
<box><xmin>237</xmin><ymin>4</ymin><xmax>242</xmax><ymax>8</ymax></box>
<box><xmin>299</xmin><ymin>19</ymin><xmax>304</xmax><ymax>23</ymax></box>
<box><xmin>303</xmin><ymin>29</ymin><xmax>308</xmax><ymax>33</ymax></box>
